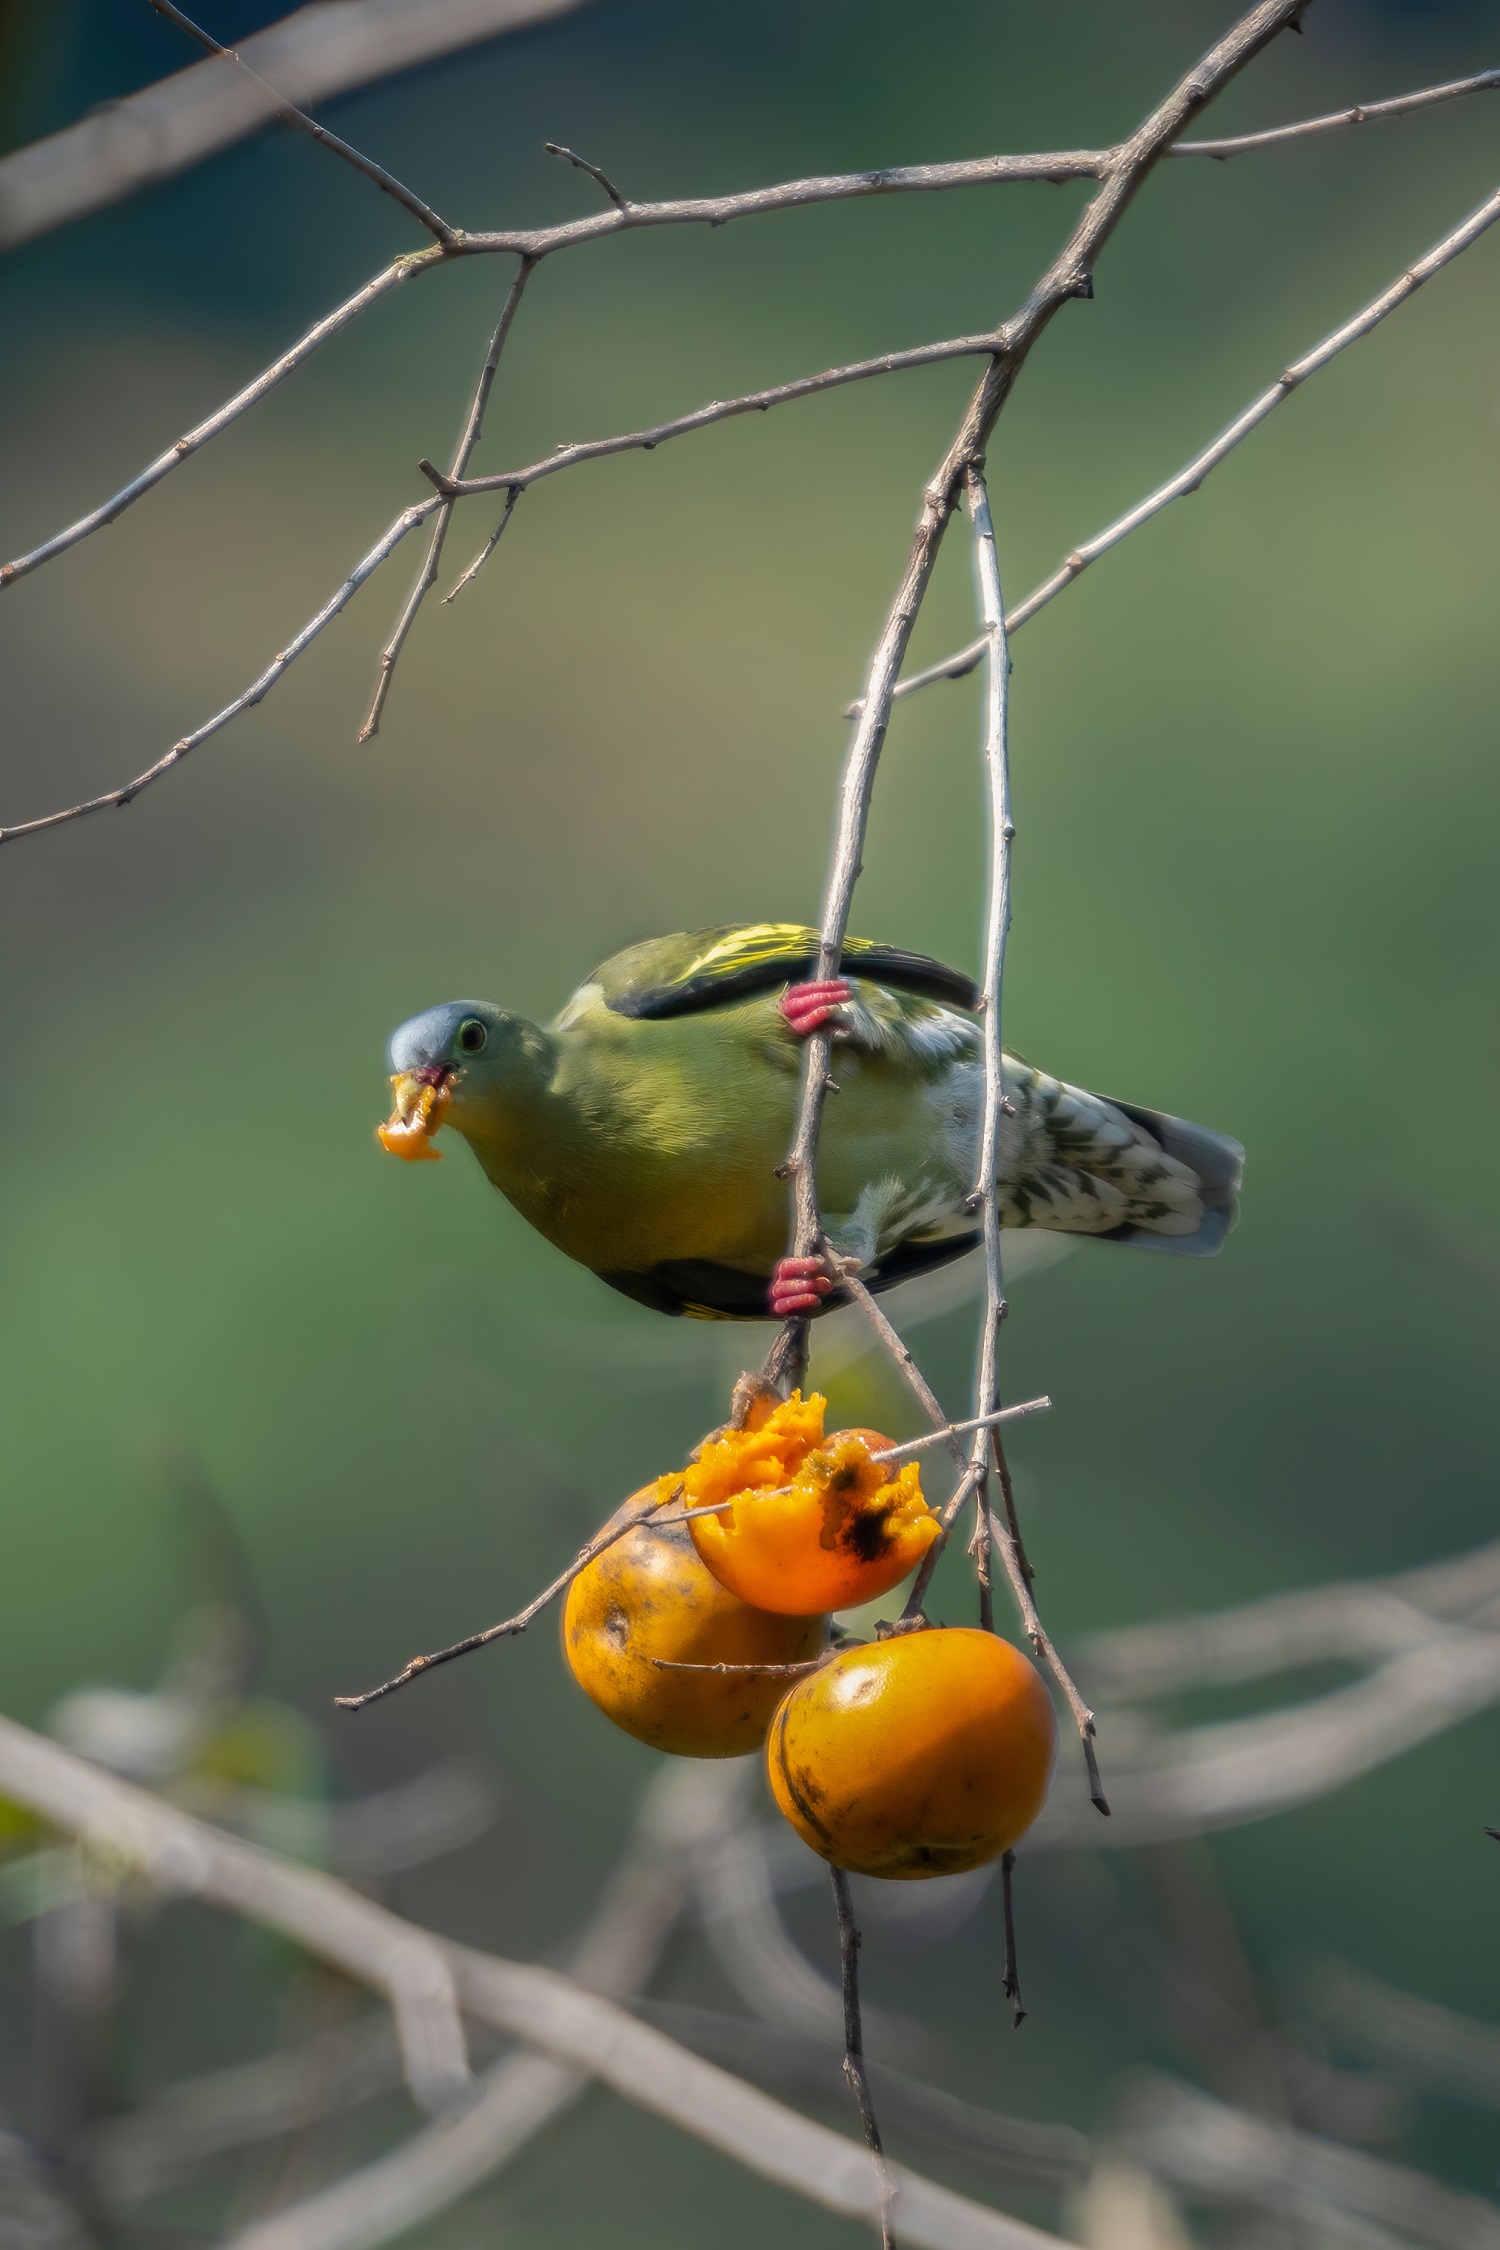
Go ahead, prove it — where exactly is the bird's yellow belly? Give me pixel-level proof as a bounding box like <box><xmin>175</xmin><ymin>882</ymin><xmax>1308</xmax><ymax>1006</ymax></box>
<box><xmin>470</xmin><ymin>1038</ymin><xmax>945</xmax><ymax>1279</ymax></box>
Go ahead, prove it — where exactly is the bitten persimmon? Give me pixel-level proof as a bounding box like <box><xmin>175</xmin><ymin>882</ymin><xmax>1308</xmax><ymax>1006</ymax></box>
<box><xmin>563</xmin><ymin>1493</ymin><xmax>827</xmax><ymax>1758</ymax></box>
<box><xmin>680</xmin><ymin>1392</ymin><xmax>938</xmax><ymax>1614</ymax></box>
<box><xmin>766</xmin><ymin>1628</ymin><xmax>1057</xmax><ymax>1876</ymax></box>
<box><xmin>690</xmin><ymin>1429</ymin><xmax>937</xmax><ymax>1615</ymax></box>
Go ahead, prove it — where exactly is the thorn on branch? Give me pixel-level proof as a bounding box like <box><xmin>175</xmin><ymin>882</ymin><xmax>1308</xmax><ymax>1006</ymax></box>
<box><xmin>544</xmin><ymin>141</ymin><xmax>630</xmax><ymax>213</ymax></box>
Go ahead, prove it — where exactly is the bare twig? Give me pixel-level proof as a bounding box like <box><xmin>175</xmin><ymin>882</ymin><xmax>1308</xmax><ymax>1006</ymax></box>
<box><xmin>1000</xmin><ymin>1852</ymin><xmax>1024</xmax><ymax>2029</ymax></box>
<box><xmin>884</xmin><ymin>177</ymin><xmax>1500</xmax><ymax>712</ymax></box>
<box><xmin>334</xmin><ymin>1486</ymin><xmax>666</xmax><ymax>1709</ymax></box>
<box><xmin>1170</xmin><ymin>66</ymin><xmax>1500</xmax><ymax>159</ymax></box>
<box><xmin>961</xmin><ymin>464</ymin><xmax>1014</xmax><ymax>1622</ymax></box>
<box><xmin>831</xmin><ymin>1867</ymin><xmax>897</xmax><ymax>2250</ymax></box>
<box><xmin>0</xmin><ymin>253</ymin><xmax>445</xmax><ymax>591</ymax></box>
<box><xmin>0</xmin><ymin>1716</ymin><xmax>1073</xmax><ymax>2250</ymax></box>
<box><xmin>426</xmin><ymin>327</ymin><xmax>1009</xmax><ymax>501</ymax></box>
<box><xmin>544</xmin><ymin>141</ymin><xmax>630</xmax><ymax>212</ymax></box>
<box><xmin>652</xmin><ymin>1656</ymin><xmax>830</xmax><ymax>1676</ymax></box>
<box><xmin>361</xmin><ymin>257</ymin><xmax>535</xmax><ymax>738</ymax></box>
<box><xmin>0</xmin><ymin>500</ymin><xmax>442</xmax><ymax>842</ymax></box>
<box><xmin>0</xmin><ymin>323</ymin><xmax>1000</xmax><ymax>842</ymax></box>
<box><xmin>766</xmin><ymin>0</ymin><xmax>1312</xmax><ymax>1405</ymax></box>
<box><xmin>967</xmin><ymin>470</ymin><xmax>1105</xmax><ymax>1813</ymax></box>
<box><xmin>442</xmin><ymin>63</ymin><xmax>1500</xmax><ymax>255</ymax></box>
<box><xmin>873</xmin><ymin>1400</ymin><xmax>1050</xmax><ymax>1463</ymax></box>
<box><xmin>147</xmin><ymin>0</ymin><xmax>458</xmax><ymax>243</ymax></box>
<box><xmin>443</xmin><ymin>486</ymin><xmax>520</xmax><ymax>602</ymax></box>
<box><xmin>693</xmin><ymin>1815</ymin><xmax>918</xmax><ymax>2057</ymax></box>
<box><xmin>824</xmin><ymin>1262</ymin><xmax>968</xmax><ymax>1467</ymax></box>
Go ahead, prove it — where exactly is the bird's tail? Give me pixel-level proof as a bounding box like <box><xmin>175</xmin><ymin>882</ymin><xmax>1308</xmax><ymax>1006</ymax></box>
<box><xmin>1100</xmin><ymin>1095</ymin><xmax>1244</xmax><ymax>1257</ymax></box>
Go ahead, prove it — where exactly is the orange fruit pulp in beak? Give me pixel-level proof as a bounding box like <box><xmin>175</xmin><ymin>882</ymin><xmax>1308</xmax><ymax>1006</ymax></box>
<box><xmin>377</xmin><ymin>1074</ymin><xmax>450</xmax><ymax>1162</ymax></box>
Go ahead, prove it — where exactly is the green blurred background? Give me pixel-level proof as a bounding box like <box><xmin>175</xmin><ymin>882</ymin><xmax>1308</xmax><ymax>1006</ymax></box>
<box><xmin>1</xmin><ymin>0</ymin><xmax>1497</xmax><ymax>2239</ymax></box>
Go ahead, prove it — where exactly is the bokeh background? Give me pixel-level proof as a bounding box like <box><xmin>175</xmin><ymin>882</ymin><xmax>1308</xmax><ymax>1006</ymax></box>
<box><xmin>1</xmin><ymin>0</ymin><xmax>1497</xmax><ymax>2240</ymax></box>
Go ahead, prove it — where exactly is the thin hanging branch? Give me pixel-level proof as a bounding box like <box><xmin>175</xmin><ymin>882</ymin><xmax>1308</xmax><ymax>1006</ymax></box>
<box><xmin>146</xmin><ymin>0</ymin><xmax>460</xmax><ymax>243</ymax></box>
<box><xmin>831</xmin><ymin>1867</ymin><xmax>897</xmax><ymax>2250</ymax></box>
<box><xmin>1</xmin><ymin>500</ymin><xmax>444</xmax><ymax>843</ymax></box>
<box><xmin>883</xmin><ymin>467</ymin><xmax>1106</xmax><ymax>1815</ymax></box>
<box><xmin>762</xmin><ymin>0</ymin><xmax>1314</xmax><ymax>1403</ymax></box>
<box><xmin>1000</xmin><ymin>1853</ymin><xmax>1024</xmax><ymax>2030</ymax></box>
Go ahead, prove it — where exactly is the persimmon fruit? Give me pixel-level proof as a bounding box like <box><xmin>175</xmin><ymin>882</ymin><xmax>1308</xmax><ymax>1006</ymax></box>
<box><xmin>766</xmin><ymin>1627</ymin><xmax>1057</xmax><ymax>1877</ymax></box>
<box><xmin>682</xmin><ymin>1393</ymin><xmax>938</xmax><ymax>1614</ymax></box>
<box><xmin>563</xmin><ymin>1492</ymin><xmax>827</xmax><ymax>1758</ymax></box>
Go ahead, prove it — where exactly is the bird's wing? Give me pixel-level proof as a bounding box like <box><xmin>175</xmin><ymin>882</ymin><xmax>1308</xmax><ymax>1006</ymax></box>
<box><xmin>572</xmin><ymin>923</ymin><xmax>978</xmax><ymax>1023</ymax></box>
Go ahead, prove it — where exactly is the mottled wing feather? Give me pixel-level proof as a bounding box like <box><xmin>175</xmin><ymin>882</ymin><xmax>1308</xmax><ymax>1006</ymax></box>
<box><xmin>586</xmin><ymin>923</ymin><xmax>978</xmax><ymax>1021</ymax></box>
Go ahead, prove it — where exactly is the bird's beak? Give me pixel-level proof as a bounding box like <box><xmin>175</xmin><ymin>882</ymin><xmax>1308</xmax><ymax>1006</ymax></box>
<box><xmin>377</xmin><ymin>1066</ymin><xmax>452</xmax><ymax>1162</ymax></box>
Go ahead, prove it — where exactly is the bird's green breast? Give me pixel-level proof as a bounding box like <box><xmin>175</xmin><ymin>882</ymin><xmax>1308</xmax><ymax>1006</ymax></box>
<box><xmin>448</xmin><ymin>999</ymin><xmax>966</xmax><ymax>1280</ymax></box>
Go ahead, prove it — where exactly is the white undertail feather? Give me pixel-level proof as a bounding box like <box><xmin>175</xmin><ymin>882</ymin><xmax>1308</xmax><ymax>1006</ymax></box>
<box><xmin>828</xmin><ymin>983</ymin><xmax>1243</xmax><ymax>1260</ymax></box>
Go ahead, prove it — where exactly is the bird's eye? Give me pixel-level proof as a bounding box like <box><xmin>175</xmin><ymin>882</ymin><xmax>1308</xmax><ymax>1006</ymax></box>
<box><xmin>457</xmin><ymin>1018</ymin><xmax>488</xmax><ymax>1055</ymax></box>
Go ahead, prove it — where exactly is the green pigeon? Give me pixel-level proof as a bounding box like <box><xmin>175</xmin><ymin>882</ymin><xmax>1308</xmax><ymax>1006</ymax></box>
<box><xmin>380</xmin><ymin>923</ymin><xmax>1242</xmax><ymax>1319</ymax></box>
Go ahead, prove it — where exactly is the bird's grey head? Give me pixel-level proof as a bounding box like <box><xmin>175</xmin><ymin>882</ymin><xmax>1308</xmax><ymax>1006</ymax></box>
<box><xmin>381</xmin><ymin>1000</ymin><xmax>550</xmax><ymax>1163</ymax></box>
<box><xmin>386</xmin><ymin>1000</ymin><xmax>505</xmax><ymax>1081</ymax></box>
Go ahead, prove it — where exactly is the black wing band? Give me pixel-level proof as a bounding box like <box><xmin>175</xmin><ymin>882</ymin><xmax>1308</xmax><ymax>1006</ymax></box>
<box><xmin>609</xmin><ymin>939</ymin><xmax>978</xmax><ymax>1021</ymax></box>
<box><xmin>597</xmin><ymin>1231</ymin><xmax>980</xmax><ymax>1320</ymax></box>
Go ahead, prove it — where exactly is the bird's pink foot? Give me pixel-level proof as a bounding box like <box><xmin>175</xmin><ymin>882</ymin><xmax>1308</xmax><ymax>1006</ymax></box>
<box><xmin>769</xmin><ymin>1256</ymin><xmax>834</xmax><ymax>1317</ymax></box>
<box><xmin>780</xmin><ymin>979</ymin><xmax>852</xmax><ymax>1036</ymax></box>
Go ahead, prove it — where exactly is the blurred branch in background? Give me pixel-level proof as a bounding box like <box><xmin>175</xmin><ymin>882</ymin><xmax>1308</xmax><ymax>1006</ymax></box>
<box><xmin>0</xmin><ymin>0</ymin><xmax>588</xmax><ymax>251</ymax></box>
<box><xmin>1308</xmin><ymin>1962</ymin><xmax>1500</xmax><ymax>2114</ymax></box>
<box><xmin>1115</xmin><ymin>2075</ymin><xmax>1500</xmax><ymax>2250</ymax></box>
<box><xmin>211</xmin><ymin>1760</ymin><xmax>745</xmax><ymax>2250</ymax></box>
<box><xmin>1037</xmin><ymin>1536</ymin><xmax>1500</xmax><ymax>1847</ymax></box>
<box><xmin>0</xmin><ymin>1714</ymin><xmax>1075</xmax><ymax>2250</ymax></box>
<box><xmin>7</xmin><ymin>1519</ymin><xmax>1500</xmax><ymax>2243</ymax></box>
